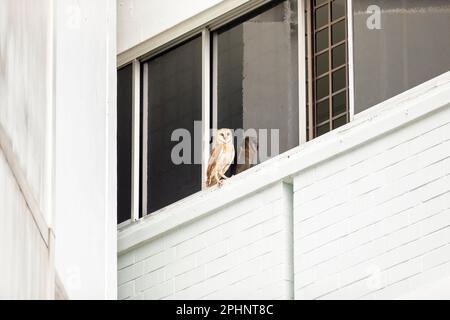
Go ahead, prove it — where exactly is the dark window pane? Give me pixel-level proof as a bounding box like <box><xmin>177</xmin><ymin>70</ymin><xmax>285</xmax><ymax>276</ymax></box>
<box><xmin>332</xmin><ymin>91</ymin><xmax>347</xmax><ymax>116</ymax></box>
<box><xmin>306</xmin><ymin>105</ymin><xmax>309</xmax><ymax>127</ymax></box>
<box><xmin>333</xmin><ymin>115</ymin><xmax>347</xmax><ymax>129</ymax></box>
<box><xmin>315</xmin><ymin>0</ymin><xmax>328</xmax><ymax>6</ymax></box>
<box><xmin>216</xmin><ymin>0</ymin><xmax>299</xmax><ymax>167</ymax></box>
<box><xmin>316</xmin><ymin>75</ymin><xmax>329</xmax><ymax>100</ymax></box>
<box><xmin>117</xmin><ymin>64</ymin><xmax>133</xmax><ymax>224</ymax></box>
<box><xmin>331</xmin><ymin>19</ymin><xmax>345</xmax><ymax>44</ymax></box>
<box><xmin>331</xmin><ymin>0</ymin><xmax>345</xmax><ymax>21</ymax></box>
<box><xmin>315</xmin><ymin>5</ymin><xmax>329</xmax><ymax>29</ymax></box>
<box><xmin>145</xmin><ymin>37</ymin><xmax>202</xmax><ymax>214</ymax></box>
<box><xmin>332</xmin><ymin>43</ymin><xmax>346</xmax><ymax>69</ymax></box>
<box><xmin>332</xmin><ymin>67</ymin><xmax>346</xmax><ymax>92</ymax></box>
<box><xmin>315</xmin><ymin>28</ymin><xmax>328</xmax><ymax>52</ymax></box>
<box><xmin>317</xmin><ymin>122</ymin><xmax>330</xmax><ymax>136</ymax></box>
<box><xmin>316</xmin><ymin>99</ymin><xmax>330</xmax><ymax>125</ymax></box>
<box><xmin>316</xmin><ymin>51</ymin><xmax>329</xmax><ymax>76</ymax></box>
<box><xmin>353</xmin><ymin>0</ymin><xmax>450</xmax><ymax>114</ymax></box>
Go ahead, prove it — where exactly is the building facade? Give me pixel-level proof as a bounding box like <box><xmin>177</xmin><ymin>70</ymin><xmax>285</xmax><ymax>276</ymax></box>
<box><xmin>0</xmin><ymin>0</ymin><xmax>117</xmax><ymax>299</ymax></box>
<box><xmin>117</xmin><ymin>0</ymin><xmax>450</xmax><ymax>300</ymax></box>
<box><xmin>0</xmin><ymin>0</ymin><xmax>449</xmax><ymax>300</ymax></box>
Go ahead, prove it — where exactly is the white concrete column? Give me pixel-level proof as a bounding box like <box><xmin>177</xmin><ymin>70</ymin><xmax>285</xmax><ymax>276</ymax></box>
<box><xmin>54</xmin><ymin>0</ymin><xmax>117</xmax><ymax>300</ymax></box>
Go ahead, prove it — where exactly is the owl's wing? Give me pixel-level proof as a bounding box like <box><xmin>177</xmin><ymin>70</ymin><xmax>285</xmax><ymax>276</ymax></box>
<box><xmin>207</xmin><ymin>145</ymin><xmax>222</xmax><ymax>179</ymax></box>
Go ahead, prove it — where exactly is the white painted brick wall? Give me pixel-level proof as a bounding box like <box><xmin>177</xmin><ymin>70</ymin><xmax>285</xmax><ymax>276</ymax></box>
<box><xmin>119</xmin><ymin>73</ymin><xmax>450</xmax><ymax>300</ymax></box>
<box><xmin>293</xmin><ymin>104</ymin><xmax>450</xmax><ymax>300</ymax></box>
<box><xmin>118</xmin><ymin>182</ymin><xmax>294</xmax><ymax>300</ymax></box>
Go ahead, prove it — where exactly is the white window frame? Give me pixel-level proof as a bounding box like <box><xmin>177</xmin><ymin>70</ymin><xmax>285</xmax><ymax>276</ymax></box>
<box><xmin>346</xmin><ymin>0</ymin><xmax>355</xmax><ymax>122</ymax></box>
<box><xmin>117</xmin><ymin>0</ymin><xmax>356</xmax><ymax>228</ymax></box>
<box><xmin>201</xmin><ymin>29</ymin><xmax>211</xmax><ymax>189</ymax></box>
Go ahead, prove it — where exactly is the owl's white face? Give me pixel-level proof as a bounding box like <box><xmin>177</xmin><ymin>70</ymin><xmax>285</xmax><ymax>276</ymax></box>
<box><xmin>216</xmin><ymin>128</ymin><xmax>233</xmax><ymax>145</ymax></box>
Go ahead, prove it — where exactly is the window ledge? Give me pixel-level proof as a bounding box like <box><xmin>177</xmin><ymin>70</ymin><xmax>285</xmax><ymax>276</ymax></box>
<box><xmin>118</xmin><ymin>71</ymin><xmax>450</xmax><ymax>255</ymax></box>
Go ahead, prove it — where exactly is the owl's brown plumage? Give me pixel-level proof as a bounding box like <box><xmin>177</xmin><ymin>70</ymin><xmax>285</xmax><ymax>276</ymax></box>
<box><xmin>206</xmin><ymin>128</ymin><xmax>235</xmax><ymax>187</ymax></box>
<box><xmin>235</xmin><ymin>136</ymin><xmax>258</xmax><ymax>174</ymax></box>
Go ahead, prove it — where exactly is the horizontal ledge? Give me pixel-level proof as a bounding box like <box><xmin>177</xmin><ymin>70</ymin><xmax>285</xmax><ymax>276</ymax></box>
<box><xmin>118</xmin><ymin>71</ymin><xmax>450</xmax><ymax>255</ymax></box>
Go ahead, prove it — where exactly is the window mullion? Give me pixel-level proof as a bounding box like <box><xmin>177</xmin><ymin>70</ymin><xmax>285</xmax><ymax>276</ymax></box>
<box><xmin>298</xmin><ymin>0</ymin><xmax>308</xmax><ymax>145</ymax></box>
<box><xmin>347</xmin><ymin>0</ymin><xmax>355</xmax><ymax>121</ymax></box>
<box><xmin>141</xmin><ymin>63</ymin><xmax>149</xmax><ymax>218</ymax></box>
<box><xmin>212</xmin><ymin>34</ymin><xmax>218</xmax><ymax>131</ymax></box>
<box><xmin>306</xmin><ymin>0</ymin><xmax>315</xmax><ymax>140</ymax></box>
<box><xmin>201</xmin><ymin>29</ymin><xmax>211</xmax><ymax>189</ymax></box>
<box><xmin>328</xmin><ymin>0</ymin><xmax>333</xmax><ymax>133</ymax></box>
<box><xmin>131</xmin><ymin>59</ymin><xmax>141</xmax><ymax>222</ymax></box>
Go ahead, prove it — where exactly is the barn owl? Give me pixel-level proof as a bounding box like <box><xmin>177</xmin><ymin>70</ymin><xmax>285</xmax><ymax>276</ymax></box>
<box><xmin>235</xmin><ymin>136</ymin><xmax>258</xmax><ymax>175</ymax></box>
<box><xmin>206</xmin><ymin>129</ymin><xmax>235</xmax><ymax>187</ymax></box>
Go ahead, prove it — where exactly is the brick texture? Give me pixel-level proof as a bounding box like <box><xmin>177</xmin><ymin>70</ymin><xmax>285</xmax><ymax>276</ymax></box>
<box><xmin>119</xmin><ymin>79</ymin><xmax>450</xmax><ymax>300</ymax></box>
<box><xmin>118</xmin><ymin>182</ymin><xmax>294</xmax><ymax>300</ymax></box>
<box><xmin>293</xmin><ymin>106</ymin><xmax>450</xmax><ymax>300</ymax></box>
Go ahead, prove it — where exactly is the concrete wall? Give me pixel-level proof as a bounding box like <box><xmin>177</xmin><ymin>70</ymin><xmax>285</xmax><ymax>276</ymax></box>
<box><xmin>0</xmin><ymin>0</ymin><xmax>53</xmax><ymax>220</ymax></box>
<box><xmin>0</xmin><ymin>0</ymin><xmax>117</xmax><ymax>299</ymax></box>
<box><xmin>0</xmin><ymin>0</ymin><xmax>54</xmax><ymax>299</ymax></box>
<box><xmin>118</xmin><ymin>72</ymin><xmax>450</xmax><ymax>300</ymax></box>
<box><xmin>0</xmin><ymin>149</ymin><xmax>52</xmax><ymax>299</ymax></box>
<box><xmin>118</xmin><ymin>182</ymin><xmax>293</xmax><ymax>300</ymax></box>
<box><xmin>54</xmin><ymin>0</ymin><xmax>117</xmax><ymax>300</ymax></box>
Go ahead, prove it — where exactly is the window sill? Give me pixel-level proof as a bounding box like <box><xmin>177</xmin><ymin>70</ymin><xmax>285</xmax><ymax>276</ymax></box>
<box><xmin>118</xmin><ymin>71</ymin><xmax>450</xmax><ymax>255</ymax></box>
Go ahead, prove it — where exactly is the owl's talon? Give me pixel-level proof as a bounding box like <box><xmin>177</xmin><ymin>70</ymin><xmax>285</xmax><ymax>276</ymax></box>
<box><xmin>218</xmin><ymin>180</ymin><xmax>224</xmax><ymax>188</ymax></box>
